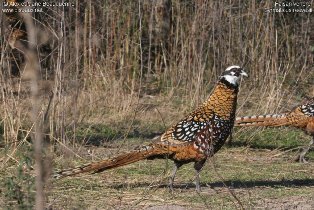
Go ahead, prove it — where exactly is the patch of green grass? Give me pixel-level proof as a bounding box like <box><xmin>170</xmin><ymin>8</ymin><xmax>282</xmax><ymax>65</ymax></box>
<box><xmin>1</xmin><ymin>149</ymin><xmax>35</xmax><ymax>209</ymax></box>
<box><xmin>72</xmin><ymin>123</ymin><xmax>123</xmax><ymax>145</ymax></box>
<box><xmin>234</xmin><ymin>127</ymin><xmax>312</xmax><ymax>150</ymax></box>
<box><xmin>69</xmin><ymin>122</ymin><xmax>165</xmax><ymax>146</ymax></box>
<box><xmin>232</xmin><ymin>127</ymin><xmax>314</xmax><ymax>163</ymax></box>
<box><xmin>306</xmin><ymin>150</ymin><xmax>314</xmax><ymax>159</ymax></box>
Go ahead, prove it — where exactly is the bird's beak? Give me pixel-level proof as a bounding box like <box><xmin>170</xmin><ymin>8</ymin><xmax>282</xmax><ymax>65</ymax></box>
<box><xmin>240</xmin><ymin>70</ymin><xmax>248</xmax><ymax>77</ymax></box>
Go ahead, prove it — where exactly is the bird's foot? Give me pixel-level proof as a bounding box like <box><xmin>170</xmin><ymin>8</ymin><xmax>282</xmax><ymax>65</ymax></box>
<box><xmin>168</xmin><ymin>178</ymin><xmax>175</xmax><ymax>193</ymax></box>
<box><xmin>168</xmin><ymin>184</ymin><xmax>175</xmax><ymax>193</ymax></box>
<box><xmin>295</xmin><ymin>155</ymin><xmax>308</xmax><ymax>163</ymax></box>
<box><xmin>195</xmin><ymin>181</ymin><xmax>201</xmax><ymax>193</ymax></box>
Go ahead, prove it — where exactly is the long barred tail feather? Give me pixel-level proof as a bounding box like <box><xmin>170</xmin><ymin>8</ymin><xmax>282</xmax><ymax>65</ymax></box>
<box><xmin>53</xmin><ymin>144</ymin><xmax>170</xmax><ymax>179</ymax></box>
<box><xmin>235</xmin><ymin>113</ymin><xmax>290</xmax><ymax>127</ymax></box>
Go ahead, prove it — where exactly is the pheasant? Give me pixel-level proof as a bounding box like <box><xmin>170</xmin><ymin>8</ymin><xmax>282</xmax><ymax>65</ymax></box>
<box><xmin>54</xmin><ymin>66</ymin><xmax>248</xmax><ymax>191</ymax></box>
<box><xmin>235</xmin><ymin>98</ymin><xmax>314</xmax><ymax>163</ymax></box>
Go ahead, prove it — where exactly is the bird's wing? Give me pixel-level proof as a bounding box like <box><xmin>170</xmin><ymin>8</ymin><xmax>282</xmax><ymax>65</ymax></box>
<box><xmin>300</xmin><ymin>99</ymin><xmax>314</xmax><ymax>117</ymax></box>
<box><xmin>161</xmin><ymin>107</ymin><xmax>214</xmax><ymax>144</ymax></box>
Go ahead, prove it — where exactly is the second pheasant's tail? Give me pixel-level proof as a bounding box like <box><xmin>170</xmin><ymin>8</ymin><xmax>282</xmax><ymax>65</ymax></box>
<box><xmin>54</xmin><ymin>144</ymin><xmax>170</xmax><ymax>179</ymax></box>
<box><xmin>235</xmin><ymin>113</ymin><xmax>290</xmax><ymax>127</ymax></box>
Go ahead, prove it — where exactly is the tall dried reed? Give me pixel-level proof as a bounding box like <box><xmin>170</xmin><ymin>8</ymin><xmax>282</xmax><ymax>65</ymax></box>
<box><xmin>0</xmin><ymin>0</ymin><xmax>313</xmax><ymax>147</ymax></box>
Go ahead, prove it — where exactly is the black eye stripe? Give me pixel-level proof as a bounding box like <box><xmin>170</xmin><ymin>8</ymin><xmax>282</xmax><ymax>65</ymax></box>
<box><xmin>232</xmin><ymin>69</ymin><xmax>242</xmax><ymax>75</ymax></box>
<box><xmin>223</xmin><ymin>68</ymin><xmax>243</xmax><ymax>77</ymax></box>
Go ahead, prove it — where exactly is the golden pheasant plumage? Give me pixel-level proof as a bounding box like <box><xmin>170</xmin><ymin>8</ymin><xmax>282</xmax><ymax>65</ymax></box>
<box><xmin>54</xmin><ymin>66</ymin><xmax>248</xmax><ymax>191</ymax></box>
<box><xmin>235</xmin><ymin>98</ymin><xmax>314</xmax><ymax>162</ymax></box>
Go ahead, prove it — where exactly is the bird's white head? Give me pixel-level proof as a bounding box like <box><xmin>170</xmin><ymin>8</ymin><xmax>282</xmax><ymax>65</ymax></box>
<box><xmin>220</xmin><ymin>65</ymin><xmax>248</xmax><ymax>86</ymax></box>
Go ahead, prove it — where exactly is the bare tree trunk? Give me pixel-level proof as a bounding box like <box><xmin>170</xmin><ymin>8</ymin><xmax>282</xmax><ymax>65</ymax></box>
<box><xmin>22</xmin><ymin>3</ymin><xmax>45</xmax><ymax>209</ymax></box>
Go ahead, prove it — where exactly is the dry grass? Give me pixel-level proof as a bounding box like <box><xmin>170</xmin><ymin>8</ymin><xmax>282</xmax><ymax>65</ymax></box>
<box><xmin>0</xmin><ymin>0</ymin><xmax>313</xmax><ymax>145</ymax></box>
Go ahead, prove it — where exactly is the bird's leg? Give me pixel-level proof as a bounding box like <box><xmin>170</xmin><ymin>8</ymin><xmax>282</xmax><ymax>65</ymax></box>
<box><xmin>225</xmin><ymin>132</ymin><xmax>233</xmax><ymax>145</ymax></box>
<box><xmin>194</xmin><ymin>159</ymin><xmax>206</xmax><ymax>192</ymax></box>
<box><xmin>296</xmin><ymin>136</ymin><xmax>314</xmax><ymax>163</ymax></box>
<box><xmin>195</xmin><ymin>171</ymin><xmax>201</xmax><ymax>193</ymax></box>
<box><xmin>169</xmin><ymin>162</ymin><xmax>182</xmax><ymax>192</ymax></box>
